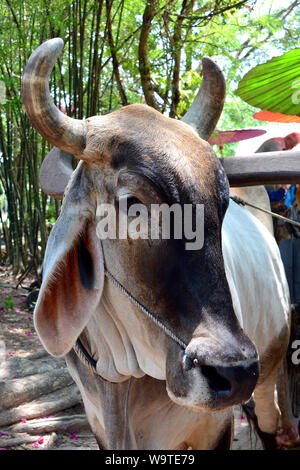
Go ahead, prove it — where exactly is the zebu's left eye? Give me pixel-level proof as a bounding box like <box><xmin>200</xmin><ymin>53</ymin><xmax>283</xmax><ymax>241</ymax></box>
<box><xmin>117</xmin><ymin>194</ymin><xmax>142</xmax><ymax>214</ymax></box>
<box><xmin>126</xmin><ymin>196</ymin><xmax>141</xmax><ymax>210</ymax></box>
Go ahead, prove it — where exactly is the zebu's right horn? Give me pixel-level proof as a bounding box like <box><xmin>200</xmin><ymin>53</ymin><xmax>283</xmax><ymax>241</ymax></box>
<box><xmin>22</xmin><ymin>38</ymin><xmax>86</xmax><ymax>157</ymax></box>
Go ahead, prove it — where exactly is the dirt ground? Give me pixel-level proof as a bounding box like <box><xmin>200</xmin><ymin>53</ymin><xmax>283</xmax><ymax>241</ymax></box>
<box><xmin>0</xmin><ymin>265</ymin><xmax>262</xmax><ymax>451</ymax></box>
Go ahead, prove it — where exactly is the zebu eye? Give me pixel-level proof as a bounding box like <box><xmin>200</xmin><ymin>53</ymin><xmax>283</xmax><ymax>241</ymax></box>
<box><xmin>117</xmin><ymin>194</ymin><xmax>142</xmax><ymax>214</ymax></box>
<box><xmin>126</xmin><ymin>196</ymin><xmax>141</xmax><ymax>209</ymax></box>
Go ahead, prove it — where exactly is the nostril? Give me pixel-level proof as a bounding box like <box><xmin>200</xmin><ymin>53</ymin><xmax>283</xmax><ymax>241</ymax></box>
<box><xmin>182</xmin><ymin>355</ymin><xmax>195</xmax><ymax>371</ymax></box>
<box><xmin>201</xmin><ymin>365</ymin><xmax>232</xmax><ymax>394</ymax></box>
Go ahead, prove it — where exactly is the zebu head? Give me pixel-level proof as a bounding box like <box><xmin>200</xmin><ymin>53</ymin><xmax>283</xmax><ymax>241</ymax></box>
<box><xmin>22</xmin><ymin>38</ymin><xmax>259</xmax><ymax>411</ymax></box>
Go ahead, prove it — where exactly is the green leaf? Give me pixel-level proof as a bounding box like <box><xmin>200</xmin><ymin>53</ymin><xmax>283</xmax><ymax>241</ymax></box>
<box><xmin>236</xmin><ymin>49</ymin><xmax>300</xmax><ymax>116</ymax></box>
<box><xmin>4</xmin><ymin>296</ymin><xmax>15</xmax><ymax>312</ymax></box>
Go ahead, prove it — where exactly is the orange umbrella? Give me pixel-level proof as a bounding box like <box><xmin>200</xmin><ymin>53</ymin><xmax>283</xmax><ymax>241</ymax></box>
<box><xmin>253</xmin><ymin>110</ymin><xmax>300</xmax><ymax>124</ymax></box>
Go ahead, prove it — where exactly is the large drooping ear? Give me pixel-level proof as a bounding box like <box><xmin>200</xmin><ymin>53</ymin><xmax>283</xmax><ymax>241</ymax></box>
<box><xmin>34</xmin><ymin>215</ymin><xmax>104</xmax><ymax>357</ymax></box>
<box><xmin>40</xmin><ymin>147</ymin><xmax>74</xmax><ymax>199</ymax></box>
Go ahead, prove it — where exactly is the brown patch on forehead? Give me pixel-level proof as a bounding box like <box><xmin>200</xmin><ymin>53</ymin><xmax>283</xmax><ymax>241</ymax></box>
<box><xmin>140</xmin><ymin>154</ymin><xmax>152</xmax><ymax>163</ymax></box>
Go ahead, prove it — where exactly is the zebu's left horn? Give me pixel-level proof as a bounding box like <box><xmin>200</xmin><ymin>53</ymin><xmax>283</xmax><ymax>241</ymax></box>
<box><xmin>181</xmin><ymin>57</ymin><xmax>226</xmax><ymax>141</ymax></box>
<box><xmin>22</xmin><ymin>38</ymin><xmax>86</xmax><ymax>157</ymax></box>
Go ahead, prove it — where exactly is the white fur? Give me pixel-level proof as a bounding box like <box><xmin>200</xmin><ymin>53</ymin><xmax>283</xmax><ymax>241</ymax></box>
<box><xmin>223</xmin><ymin>200</ymin><xmax>289</xmax><ymax>353</ymax></box>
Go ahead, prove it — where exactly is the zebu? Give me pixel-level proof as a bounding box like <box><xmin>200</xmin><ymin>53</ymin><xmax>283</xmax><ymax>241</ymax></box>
<box><xmin>21</xmin><ymin>38</ymin><xmax>296</xmax><ymax>449</ymax></box>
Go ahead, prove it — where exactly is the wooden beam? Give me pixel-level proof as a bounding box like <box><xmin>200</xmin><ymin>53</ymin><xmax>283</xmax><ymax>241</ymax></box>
<box><xmin>40</xmin><ymin>149</ymin><xmax>300</xmax><ymax>199</ymax></box>
<box><xmin>221</xmin><ymin>151</ymin><xmax>300</xmax><ymax>187</ymax></box>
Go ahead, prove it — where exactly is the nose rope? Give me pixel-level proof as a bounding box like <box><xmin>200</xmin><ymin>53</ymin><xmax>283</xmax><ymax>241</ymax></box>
<box><xmin>230</xmin><ymin>195</ymin><xmax>300</xmax><ymax>229</ymax></box>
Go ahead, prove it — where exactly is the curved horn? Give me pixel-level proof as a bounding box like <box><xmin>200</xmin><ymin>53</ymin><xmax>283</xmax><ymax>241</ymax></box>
<box><xmin>181</xmin><ymin>57</ymin><xmax>226</xmax><ymax>141</ymax></box>
<box><xmin>22</xmin><ymin>38</ymin><xmax>86</xmax><ymax>156</ymax></box>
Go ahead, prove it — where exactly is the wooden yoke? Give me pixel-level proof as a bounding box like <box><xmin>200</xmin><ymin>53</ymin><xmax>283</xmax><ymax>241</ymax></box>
<box><xmin>221</xmin><ymin>151</ymin><xmax>300</xmax><ymax>187</ymax></box>
<box><xmin>39</xmin><ymin>148</ymin><xmax>300</xmax><ymax>199</ymax></box>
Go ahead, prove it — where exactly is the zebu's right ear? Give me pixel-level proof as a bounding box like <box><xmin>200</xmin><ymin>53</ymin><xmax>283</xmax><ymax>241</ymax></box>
<box><xmin>34</xmin><ymin>211</ymin><xmax>104</xmax><ymax>357</ymax></box>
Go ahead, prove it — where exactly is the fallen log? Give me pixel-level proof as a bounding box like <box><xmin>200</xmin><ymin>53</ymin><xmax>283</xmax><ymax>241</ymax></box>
<box><xmin>42</xmin><ymin>432</ymin><xmax>58</xmax><ymax>450</ymax></box>
<box><xmin>0</xmin><ymin>431</ymin><xmax>59</xmax><ymax>450</ymax></box>
<box><xmin>0</xmin><ymin>384</ymin><xmax>82</xmax><ymax>427</ymax></box>
<box><xmin>0</xmin><ymin>351</ymin><xmax>65</xmax><ymax>380</ymax></box>
<box><xmin>0</xmin><ymin>341</ymin><xmax>5</xmax><ymax>366</ymax></box>
<box><xmin>0</xmin><ymin>360</ymin><xmax>66</xmax><ymax>381</ymax></box>
<box><xmin>42</xmin><ymin>432</ymin><xmax>58</xmax><ymax>449</ymax></box>
<box><xmin>23</xmin><ymin>350</ymin><xmax>49</xmax><ymax>360</ymax></box>
<box><xmin>7</xmin><ymin>414</ymin><xmax>90</xmax><ymax>435</ymax></box>
<box><xmin>0</xmin><ymin>432</ymin><xmax>38</xmax><ymax>448</ymax></box>
<box><xmin>0</xmin><ymin>369</ymin><xmax>74</xmax><ymax>411</ymax></box>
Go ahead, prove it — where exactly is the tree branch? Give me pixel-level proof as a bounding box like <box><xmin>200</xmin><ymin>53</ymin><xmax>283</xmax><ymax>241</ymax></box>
<box><xmin>106</xmin><ymin>0</ymin><xmax>128</xmax><ymax>107</ymax></box>
<box><xmin>167</xmin><ymin>0</ymin><xmax>253</xmax><ymax>26</ymax></box>
<box><xmin>138</xmin><ymin>0</ymin><xmax>160</xmax><ymax>110</ymax></box>
<box><xmin>170</xmin><ymin>0</ymin><xmax>195</xmax><ymax>118</ymax></box>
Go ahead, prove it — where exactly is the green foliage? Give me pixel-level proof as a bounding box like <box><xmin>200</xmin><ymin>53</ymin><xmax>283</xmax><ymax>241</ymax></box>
<box><xmin>237</xmin><ymin>49</ymin><xmax>300</xmax><ymax>116</ymax></box>
<box><xmin>4</xmin><ymin>296</ymin><xmax>15</xmax><ymax>312</ymax></box>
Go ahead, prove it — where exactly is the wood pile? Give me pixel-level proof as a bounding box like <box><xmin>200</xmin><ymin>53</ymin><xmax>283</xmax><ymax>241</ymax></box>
<box><xmin>0</xmin><ymin>344</ymin><xmax>93</xmax><ymax>449</ymax></box>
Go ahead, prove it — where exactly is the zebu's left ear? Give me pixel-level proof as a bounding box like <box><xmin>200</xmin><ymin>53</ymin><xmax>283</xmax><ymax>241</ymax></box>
<box><xmin>34</xmin><ymin>215</ymin><xmax>104</xmax><ymax>357</ymax></box>
<box><xmin>40</xmin><ymin>148</ymin><xmax>74</xmax><ymax>200</ymax></box>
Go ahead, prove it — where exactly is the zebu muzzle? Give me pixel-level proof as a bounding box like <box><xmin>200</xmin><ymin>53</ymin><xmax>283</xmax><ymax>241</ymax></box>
<box><xmin>166</xmin><ymin>324</ymin><xmax>259</xmax><ymax>411</ymax></box>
